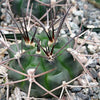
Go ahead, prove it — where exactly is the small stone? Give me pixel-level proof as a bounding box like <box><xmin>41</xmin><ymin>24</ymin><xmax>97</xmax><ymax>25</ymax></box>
<box><xmin>73</xmin><ymin>16</ymin><xmax>80</xmax><ymax>25</ymax></box>
<box><xmin>0</xmin><ymin>65</ymin><xmax>8</xmax><ymax>75</ymax></box>
<box><xmin>71</xmin><ymin>87</ymin><xmax>82</xmax><ymax>92</ymax></box>
<box><xmin>89</xmin><ymin>82</ymin><xmax>98</xmax><ymax>86</ymax></box>
<box><xmin>20</xmin><ymin>91</ymin><xmax>27</xmax><ymax>99</ymax></box>
<box><xmin>87</xmin><ymin>25</ymin><xmax>96</xmax><ymax>28</ymax></box>
<box><xmin>92</xmin><ymin>34</ymin><xmax>100</xmax><ymax>43</ymax></box>
<box><xmin>78</xmin><ymin>78</ymin><xmax>87</xmax><ymax>86</ymax></box>
<box><xmin>91</xmin><ymin>95</ymin><xmax>99</xmax><ymax>100</ymax></box>
<box><xmin>71</xmin><ymin>93</ymin><xmax>81</xmax><ymax>100</ymax></box>
<box><xmin>2</xmin><ymin>3</ymin><xmax>7</xmax><ymax>7</ymax></box>
<box><xmin>70</xmin><ymin>6</ymin><xmax>77</xmax><ymax>14</ymax></box>
<box><xmin>60</xmin><ymin>29</ymin><xmax>66</xmax><ymax>35</ymax></box>
<box><xmin>88</xmin><ymin>62</ymin><xmax>96</xmax><ymax>68</ymax></box>
<box><xmin>88</xmin><ymin>89</ymin><xmax>94</xmax><ymax>96</ymax></box>
<box><xmin>84</xmin><ymin>4</ymin><xmax>88</xmax><ymax>10</ymax></box>
<box><xmin>92</xmin><ymin>87</ymin><xmax>100</xmax><ymax>94</ymax></box>
<box><xmin>88</xmin><ymin>45</ymin><xmax>97</xmax><ymax>53</ymax></box>
<box><xmin>1</xmin><ymin>8</ymin><xmax>6</xmax><ymax>13</ymax></box>
<box><xmin>78</xmin><ymin>56</ymin><xmax>88</xmax><ymax>64</ymax></box>
<box><xmin>78</xmin><ymin>46</ymin><xmax>86</xmax><ymax>53</ymax></box>
<box><xmin>84</xmin><ymin>35</ymin><xmax>91</xmax><ymax>40</ymax></box>
<box><xmin>14</xmin><ymin>87</ymin><xmax>21</xmax><ymax>100</ymax></box>
<box><xmin>73</xmin><ymin>81</ymin><xmax>79</xmax><ymax>85</ymax></box>
<box><xmin>0</xmin><ymin>79</ymin><xmax>4</xmax><ymax>84</ymax></box>
<box><xmin>72</xmin><ymin>10</ymin><xmax>84</xmax><ymax>17</ymax></box>
<box><xmin>96</xmin><ymin>65</ymin><xmax>100</xmax><ymax>70</ymax></box>
<box><xmin>8</xmin><ymin>97</ymin><xmax>12</xmax><ymax>100</ymax></box>
<box><xmin>76</xmin><ymin>92</ymin><xmax>89</xmax><ymax>100</ymax></box>
<box><xmin>0</xmin><ymin>14</ymin><xmax>6</xmax><ymax>20</ymax></box>
<box><xmin>96</xmin><ymin>46</ymin><xmax>100</xmax><ymax>52</ymax></box>
<box><xmin>1</xmin><ymin>22</ymin><xmax>7</xmax><ymax>26</ymax></box>
<box><xmin>86</xmin><ymin>59</ymin><xmax>95</xmax><ymax>68</ymax></box>
<box><xmin>71</xmin><ymin>0</ymin><xmax>76</xmax><ymax>4</ymax></box>
<box><xmin>0</xmin><ymin>87</ymin><xmax>6</xmax><ymax>100</ymax></box>
<box><xmin>98</xmin><ymin>92</ymin><xmax>100</xmax><ymax>99</ymax></box>
<box><xmin>89</xmin><ymin>68</ymin><xmax>98</xmax><ymax>79</ymax></box>
<box><xmin>6</xmin><ymin>13</ymin><xmax>12</xmax><ymax>24</ymax></box>
<box><xmin>85</xmin><ymin>74</ymin><xmax>92</xmax><ymax>82</ymax></box>
<box><xmin>69</xmin><ymin>22</ymin><xmax>79</xmax><ymax>30</ymax></box>
<box><xmin>98</xmin><ymin>72</ymin><xmax>100</xmax><ymax>78</ymax></box>
<box><xmin>70</xmin><ymin>33</ymin><xmax>76</xmax><ymax>38</ymax></box>
<box><xmin>82</xmin><ymin>88</ymin><xmax>89</xmax><ymax>94</ymax></box>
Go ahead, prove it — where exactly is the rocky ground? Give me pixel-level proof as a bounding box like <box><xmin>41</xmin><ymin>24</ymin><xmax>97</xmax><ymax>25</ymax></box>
<box><xmin>0</xmin><ymin>0</ymin><xmax>100</xmax><ymax>100</ymax></box>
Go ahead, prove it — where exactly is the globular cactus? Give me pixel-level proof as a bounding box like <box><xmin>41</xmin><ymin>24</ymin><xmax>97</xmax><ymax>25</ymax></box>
<box><xmin>10</xmin><ymin>0</ymin><xmax>66</xmax><ymax>19</ymax></box>
<box><xmin>6</xmin><ymin>7</ymin><xmax>82</xmax><ymax>98</ymax></box>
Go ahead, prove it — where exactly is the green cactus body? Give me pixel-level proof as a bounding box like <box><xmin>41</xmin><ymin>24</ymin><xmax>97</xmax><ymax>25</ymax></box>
<box><xmin>8</xmin><ymin>29</ymin><xmax>82</xmax><ymax>97</ymax></box>
<box><xmin>10</xmin><ymin>0</ymin><xmax>66</xmax><ymax>19</ymax></box>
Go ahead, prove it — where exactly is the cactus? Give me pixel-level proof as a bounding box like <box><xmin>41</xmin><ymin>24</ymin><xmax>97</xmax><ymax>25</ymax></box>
<box><xmin>10</xmin><ymin>0</ymin><xmax>66</xmax><ymax>19</ymax></box>
<box><xmin>3</xmin><ymin>7</ymin><xmax>83</xmax><ymax>98</ymax></box>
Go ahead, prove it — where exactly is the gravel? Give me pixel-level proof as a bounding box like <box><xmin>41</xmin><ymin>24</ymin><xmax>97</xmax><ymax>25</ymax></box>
<box><xmin>0</xmin><ymin>0</ymin><xmax>100</xmax><ymax>100</ymax></box>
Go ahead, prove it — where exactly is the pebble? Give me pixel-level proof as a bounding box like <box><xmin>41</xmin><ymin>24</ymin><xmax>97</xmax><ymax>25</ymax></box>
<box><xmin>96</xmin><ymin>46</ymin><xmax>100</xmax><ymax>52</ymax></box>
<box><xmin>86</xmin><ymin>59</ymin><xmax>96</xmax><ymax>68</ymax></box>
<box><xmin>89</xmin><ymin>68</ymin><xmax>98</xmax><ymax>79</ymax></box>
<box><xmin>1</xmin><ymin>29</ymin><xmax>9</xmax><ymax>34</ymax></box>
<box><xmin>89</xmin><ymin>82</ymin><xmax>98</xmax><ymax>86</ymax></box>
<box><xmin>97</xmin><ymin>72</ymin><xmax>100</xmax><ymax>78</ymax></box>
<box><xmin>2</xmin><ymin>3</ymin><xmax>7</xmax><ymax>7</ymax></box>
<box><xmin>70</xmin><ymin>93</ymin><xmax>81</xmax><ymax>100</ymax></box>
<box><xmin>98</xmin><ymin>92</ymin><xmax>100</xmax><ymax>99</ymax></box>
<box><xmin>78</xmin><ymin>56</ymin><xmax>88</xmax><ymax>64</ymax></box>
<box><xmin>8</xmin><ymin>97</ymin><xmax>12</xmax><ymax>100</ymax></box>
<box><xmin>93</xmin><ymin>87</ymin><xmax>100</xmax><ymax>94</ymax></box>
<box><xmin>91</xmin><ymin>95</ymin><xmax>99</xmax><ymax>100</ymax></box>
<box><xmin>76</xmin><ymin>92</ymin><xmax>90</xmax><ymax>100</ymax></box>
<box><xmin>0</xmin><ymin>87</ymin><xmax>6</xmax><ymax>100</ymax></box>
<box><xmin>84</xmin><ymin>35</ymin><xmax>91</xmax><ymax>41</ymax></box>
<box><xmin>73</xmin><ymin>81</ymin><xmax>79</xmax><ymax>85</ymax></box>
<box><xmin>78</xmin><ymin>78</ymin><xmax>87</xmax><ymax>86</ymax></box>
<box><xmin>0</xmin><ymin>21</ymin><xmax>7</xmax><ymax>26</ymax></box>
<box><xmin>0</xmin><ymin>65</ymin><xmax>7</xmax><ymax>75</ymax></box>
<box><xmin>96</xmin><ymin>65</ymin><xmax>100</xmax><ymax>70</ymax></box>
<box><xmin>73</xmin><ymin>16</ymin><xmax>80</xmax><ymax>25</ymax></box>
<box><xmin>69</xmin><ymin>22</ymin><xmax>79</xmax><ymax>30</ymax></box>
<box><xmin>88</xmin><ymin>62</ymin><xmax>96</xmax><ymax>68</ymax></box>
<box><xmin>5</xmin><ymin>13</ymin><xmax>12</xmax><ymax>24</ymax></box>
<box><xmin>88</xmin><ymin>89</ymin><xmax>94</xmax><ymax>96</ymax></box>
<box><xmin>78</xmin><ymin>46</ymin><xmax>87</xmax><ymax>53</ymax></box>
<box><xmin>1</xmin><ymin>8</ymin><xmax>6</xmax><ymax>13</ymax></box>
<box><xmin>20</xmin><ymin>91</ymin><xmax>27</xmax><ymax>99</ymax></box>
<box><xmin>92</xmin><ymin>32</ymin><xmax>100</xmax><ymax>42</ymax></box>
<box><xmin>72</xmin><ymin>10</ymin><xmax>84</xmax><ymax>17</ymax></box>
<box><xmin>88</xmin><ymin>45</ymin><xmax>97</xmax><ymax>53</ymax></box>
<box><xmin>14</xmin><ymin>87</ymin><xmax>22</xmax><ymax>100</ymax></box>
<box><xmin>82</xmin><ymin>88</ymin><xmax>89</xmax><ymax>94</ymax></box>
<box><xmin>0</xmin><ymin>14</ymin><xmax>6</xmax><ymax>20</ymax></box>
<box><xmin>85</xmin><ymin>74</ymin><xmax>92</xmax><ymax>82</ymax></box>
<box><xmin>60</xmin><ymin>29</ymin><xmax>66</xmax><ymax>35</ymax></box>
<box><xmin>71</xmin><ymin>87</ymin><xmax>82</xmax><ymax>92</ymax></box>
